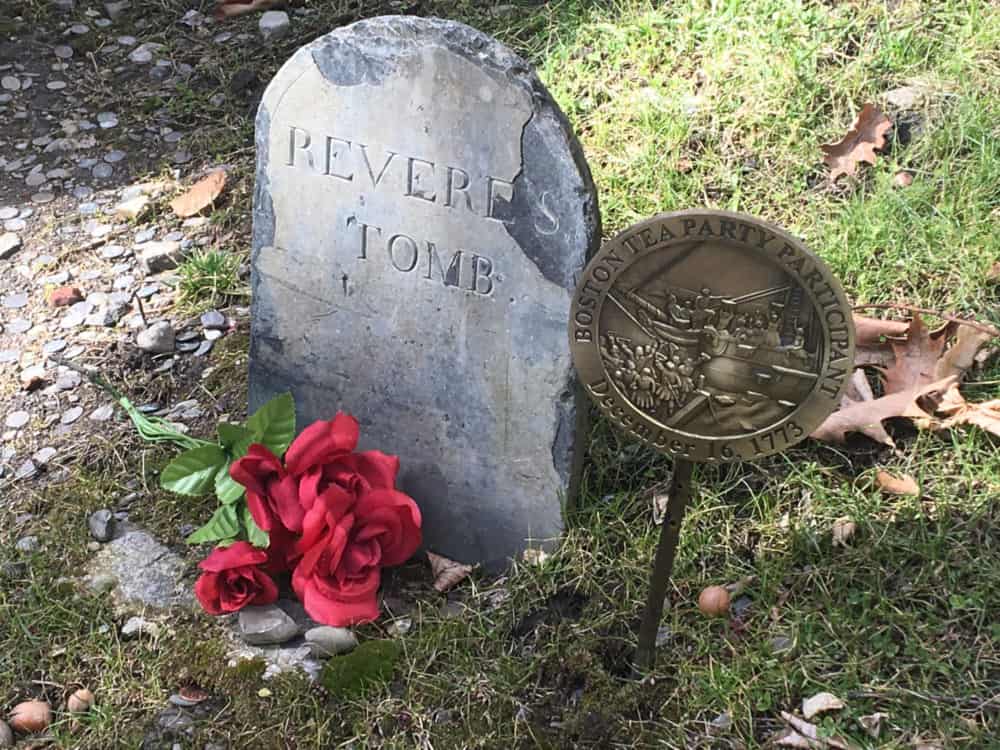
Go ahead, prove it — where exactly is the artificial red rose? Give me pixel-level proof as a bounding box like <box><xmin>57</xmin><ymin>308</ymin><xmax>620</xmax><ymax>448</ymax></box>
<box><xmin>261</xmin><ymin>523</ymin><xmax>297</xmax><ymax>575</ymax></box>
<box><xmin>292</xmin><ymin>488</ymin><xmax>422</xmax><ymax>626</ymax></box>
<box><xmin>229</xmin><ymin>444</ymin><xmax>304</xmax><ymax>533</ymax></box>
<box><xmin>287</xmin><ymin>413</ymin><xmax>400</xmax><ymax>512</ymax></box>
<box><xmin>230</xmin><ymin>414</ymin><xmax>400</xmax><ymax>534</ymax></box>
<box><xmin>194</xmin><ymin>542</ymin><xmax>278</xmax><ymax>615</ymax></box>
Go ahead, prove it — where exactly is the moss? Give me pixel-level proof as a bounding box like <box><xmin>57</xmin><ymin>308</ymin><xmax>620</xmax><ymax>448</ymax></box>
<box><xmin>319</xmin><ymin>639</ymin><xmax>402</xmax><ymax>699</ymax></box>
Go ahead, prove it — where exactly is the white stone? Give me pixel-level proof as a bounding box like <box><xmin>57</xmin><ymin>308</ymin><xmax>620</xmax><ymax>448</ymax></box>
<box><xmin>0</xmin><ymin>232</ymin><xmax>21</xmax><ymax>259</ymax></box>
<box><xmin>239</xmin><ymin>605</ymin><xmax>299</xmax><ymax>645</ymax></box>
<box><xmin>139</xmin><ymin>240</ymin><xmax>183</xmax><ymax>273</ymax></box>
<box><xmin>259</xmin><ymin>11</ymin><xmax>290</xmax><ymax>42</ymax></box>
<box><xmin>115</xmin><ymin>194</ymin><xmax>150</xmax><ymax>219</ymax></box>
<box><xmin>304</xmin><ymin>626</ymin><xmax>358</xmax><ymax>657</ymax></box>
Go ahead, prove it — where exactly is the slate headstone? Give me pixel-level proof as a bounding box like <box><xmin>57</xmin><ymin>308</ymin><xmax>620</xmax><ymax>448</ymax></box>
<box><xmin>250</xmin><ymin>16</ymin><xmax>600</xmax><ymax>567</ymax></box>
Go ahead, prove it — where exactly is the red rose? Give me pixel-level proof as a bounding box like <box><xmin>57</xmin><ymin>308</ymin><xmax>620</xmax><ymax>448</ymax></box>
<box><xmin>229</xmin><ymin>445</ymin><xmax>304</xmax><ymax>533</ymax></box>
<box><xmin>194</xmin><ymin>542</ymin><xmax>278</xmax><ymax>615</ymax></box>
<box><xmin>292</xmin><ymin>488</ymin><xmax>422</xmax><ymax>626</ymax></box>
<box><xmin>287</xmin><ymin>413</ymin><xmax>400</xmax><ymax>510</ymax></box>
<box><xmin>230</xmin><ymin>413</ymin><xmax>399</xmax><ymax>531</ymax></box>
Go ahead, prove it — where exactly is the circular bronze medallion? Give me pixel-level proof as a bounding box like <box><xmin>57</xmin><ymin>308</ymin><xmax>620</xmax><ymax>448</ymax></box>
<box><xmin>570</xmin><ymin>210</ymin><xmax>854</xmax><ymax>462</ymax></box>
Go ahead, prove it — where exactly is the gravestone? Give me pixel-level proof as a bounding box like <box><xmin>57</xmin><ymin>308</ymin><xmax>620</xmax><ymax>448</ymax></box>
<box><xmin>250</xmin><ymin>16</ymin><xmax>600</xmax><ymax>567</ymax></box>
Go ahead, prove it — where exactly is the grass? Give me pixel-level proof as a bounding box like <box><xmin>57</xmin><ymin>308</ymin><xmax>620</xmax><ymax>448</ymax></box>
<box><xmin>2</xmin><ymin>0</ymin><xmax>998</xmax><ymax>748</ymax></box>
<box><xmin>176</xmin><ymin>248</ymin><xmax>249</xmax><ymax>311</ymax></box>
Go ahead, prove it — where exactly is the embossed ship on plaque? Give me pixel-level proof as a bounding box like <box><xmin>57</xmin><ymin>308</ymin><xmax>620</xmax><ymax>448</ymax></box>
<box><xmin>570</xmin><ymin>210</ymin><xmax>854</xmax><ymax>669</ymax></box>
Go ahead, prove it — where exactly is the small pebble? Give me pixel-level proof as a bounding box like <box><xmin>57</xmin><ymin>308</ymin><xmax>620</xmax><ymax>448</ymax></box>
<box><xmin>15</xmin><ymin>536</ymin><xmax>39</xmax><ymax>553</ymax></box>
<box><xmin>61</xmin><ymin>406</ymin><xmax>84</xmax><ymax>424</ymax></box>
<box><xmin>32</xmin><ymin>447</ymin><xmax>57</xmax><ymax>465</ymax></box>
<box><xmin>122</xmin><ymin>616</ymin><xmax>161</xmax><ymax>639</ymax></box>
<box><xmin>88</xmin><ymin>509</ymin><xmax>115</xmax><ymax>542</ymax></box>
<box><xmin>3</xmin><ymin>292</ymin><xmax>28</xmax><ymax>309</ymax></box>
<box><xmin>43</xmin><ymin>339</ymin><xmax>68</xmax><ymax>355</ymax></box>
<box><xmin>89</xmin><ymin>404</ymin><xmax>114</xmax><ymax>421</ymax></box>
<box><xmin>5</xmin><ymin>411</ymin><xmax>30</xmax><ymax>429</ymax></box>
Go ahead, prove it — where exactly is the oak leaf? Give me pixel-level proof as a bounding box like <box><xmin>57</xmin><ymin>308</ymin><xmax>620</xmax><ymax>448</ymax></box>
<box><xmin>853</xmin><ymin>314</ymin><xmax>909</xmax><ymax>368</ymax></box>
<box><xmin>813</xmin><ymin>315</ymin><xmax>998</xmax><ymax>445</ymax></box>
<box><xmin>427</xmin><ymin>551</ymin><xmax>473</xmax><ymax>593</ymax></box>
<box><xmin>170</xmin><ymin>169</ymin><xmax>227</xmax><ymax>218</ymax></box>
<box><xmin>874</xmin><ymin>470</ymin><xmax>919</xmax><ymax>497</ymax></box>
<box><xmin>810</xmin><ymin>369</ymin><xmax>900</xmax><ymax>446</ymax></box>
<box><xmin>880</xmin><ymin>315</ymin><xmax>956</xmax><ymax>396</ymax></box>
<box><xmin>821</xmin><ymin>103</ymin><xmax>892</xmax><ymax>181</ymax></box>
<box><xmin>921</xmin><ymin>381</ymin><xmax>1000</xmax><ymax>438</ymax></box>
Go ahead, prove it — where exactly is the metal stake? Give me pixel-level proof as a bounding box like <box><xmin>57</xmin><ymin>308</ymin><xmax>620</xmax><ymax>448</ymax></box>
<box><xmin>634</xmin><ymin>458</ymin><xmax>696</xmax><ymax>671</ymax></box>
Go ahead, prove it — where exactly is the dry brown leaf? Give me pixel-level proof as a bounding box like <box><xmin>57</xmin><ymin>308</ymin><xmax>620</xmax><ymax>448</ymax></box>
<box><xmin>874</xmin><ymin>470</ymin><xmax>920</xmax><ymax>497</ymax></box>
<box><xmin>987</xmin><ymin>261</ymin><xmax>1000</xmax><ymax>283</ymax></box>
<box><xmin>776</xmin><ymin>712</ymin><xmax>853</xmax><ymax>750</ymax></box>
<box><xmin>854</xmin><ymin>314</ymin><xmax>910</xmax><ymax>368</ymax></box>
<box><xmin>802</xmin><ymin>692</ymin><xmax>845</xmax><ymax>720</ymax></box>
<box><xmin>935</xmin><ymin>322</ymin><xmax>1000</xmax><ymax>382</ymax></box>
<box><xmin>810</xmin><ymin>369</ymin><xmax>899</xmax><ymax>446</ymax></box>
<box><xmin>857</xmin><ymin>712</ymin><xmax>889</xmax><ymax>739</ymax></box>
<box><xmin>427</xmin><ymin>551</ymin><xmax>473</xmax><ymax>593</ymax></box>
<box><xmin>170</xmin><ymin>169</ymin><xmax>227</xmax><ymax>218</ymax></box>
<box><xmin>832</xmin><ymin>517</ymin><xmax>857</xmax><ymax>546</ymax></box>
<box><xmin>881</xmin><ymin>315</ymin><xmax>956</xmax><ymax>396</ymax></box>
<box><xmin>813</xmin><ymin>314</ymin><xmax>998</xmax><ymax>445</ymax></box>
<box><xmin>213</xmin><ymin>0</ymin><xmax>283</xmax><ymax>19</ymax></box>
<box><xmin>821</xmin><ymin>103</ymin><xmax>892</xmax><ymax>181</ymax></box>
<box><xmin>923</xmin><ymin>382</ymin><xmax>1000</xmax><ymax>438</ymax></box>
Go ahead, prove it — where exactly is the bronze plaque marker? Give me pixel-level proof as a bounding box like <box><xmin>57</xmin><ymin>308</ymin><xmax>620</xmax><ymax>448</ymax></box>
<box><xmin>571</xmin><ymin>209</ymin><xmax>854</xmax><ymax>462</ymax></box>
<box><xmin>570</xmin><ymin>210</ymin><xmax>854</xmax><ymax>670</ymax></box>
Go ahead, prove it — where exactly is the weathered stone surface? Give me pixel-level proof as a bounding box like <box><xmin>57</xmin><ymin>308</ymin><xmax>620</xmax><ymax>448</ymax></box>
<box><xmin>238</xmin><ymin>604</ymin><xmax>299</xmax><ymax>645</ymax></box>
<box><xmin>137</xmin><ymin>321</ymin><xmax>175</xmax><ymax>353</ymax></box>
<box><xmin>88</xmin><ymin>508</ymin><xmax>115</xmax><ymax>542</ymax></box>
<box><xmin>250</xmin><ymin>17</ymin><xmax>599</xmax><ymax>568</ymax></box>
<box><xmin>139</xmin><ymin>240</ymin><xmax>183</xmax><ymax>273</ymax></box>
<box><xmin>259</xmin><ymin>11</ymin><xmax>290</xmax><ymax>42</ymax></box>
<box><xmin>85</xmin><ymin>529</ymin><xmax>194</xmax><ymax>611</ymax></box>
<box><xmin>0</xmin><ymin>232</ymin><xmax>21</xmax><ymax>259</ymax></box>
<box><xmin>304</xmin><ymin>625</ymin><xmax>357</xmax><ymax>657</ymax></box>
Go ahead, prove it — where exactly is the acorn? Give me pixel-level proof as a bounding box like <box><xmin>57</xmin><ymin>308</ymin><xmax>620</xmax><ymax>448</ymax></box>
<box><xmin>8</xmin><ymin>699</ymin><xmax>52</xmax><ymax>734</ymax></box>
<box><xmin>0</xmin><ymin>720</ymin><xmax>13</xmax><ymax>748</ymax></box>
<box><xmin>892</xmin><ymin>170</ymin><xmax>913</xmax><ymax>187</ymax></box>
<box><xmin>67</xmin><ymin>688</ymin><xmax>95</xmax><ymax>714</ymax></box>
<box><xmin>697</xmin><ymin>585</ymin><xmax>731</xmax><ymax>618</ymax></box>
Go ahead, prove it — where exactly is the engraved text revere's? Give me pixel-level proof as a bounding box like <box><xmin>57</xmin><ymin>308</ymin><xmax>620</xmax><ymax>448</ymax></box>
<box><xmin>250</xmin><ymin>17</ymin><xmax>600</xmax><ymax>567</ymax></box>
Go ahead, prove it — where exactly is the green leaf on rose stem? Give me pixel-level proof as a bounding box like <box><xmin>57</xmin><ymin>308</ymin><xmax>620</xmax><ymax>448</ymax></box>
<box><xmin>215</xmin><ymin>463</ymin><xmax>245</xmax><ymax>504</ymax></box>
<box><xmin>240</xmin><ymin>503</ymin><xmax>270</xmax><ymax>548</ymax></box>
<box><xmin>218</xmin><ymin>422</ymin><xmax>254</xmax><ymax>450</ymax></box>
<box><xmin>186</xmin><ymin>504</ymin><xmax>240</xmax><ymax>545</ymax></box>
<box><xmin>245</xmin><ymin>392</ymin><xmax>296</xmax><ymax>456</ymax></box>
<box><xmin>160</xmin><ymin>444</ymin><xmax>227</xmax><ymax>496</ymax></box>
